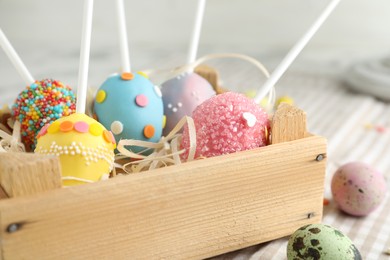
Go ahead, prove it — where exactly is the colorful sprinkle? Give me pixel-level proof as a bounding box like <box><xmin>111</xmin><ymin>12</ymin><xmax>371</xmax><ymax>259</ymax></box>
<box><xmin>135</xmin><ymin>94</ymin><xmax>148</xmax><ymax>107</ymax></box>
<box><xmin>37</xmin><ymin>123</ymin><xmax>49</xmax><ymax>138</ymax></box>
<box><xmin>60</xmin><ymin>121</ymin><xmax>74</xmax><ymax>132</ymax></box>
<box><xmin>11</xmin><ymin>79</ymin><xmax>76</xmax><ymax>150</ymax></box>
<box><xmin>323</xmin><ymin>198</ymin><xmax>330</xmax><ymax>206</ymax></box>
<box><xmin>364</xmin><ymin>123</ymin><xmax>389</xmax><ymax>133</ymax></box>
<box><xmin>109</xmin><ymin>131</ymin><xmax>116</xmax><ymax>144</ymax></box>
<box><xmin>121</xmin><ymin>72</ymin><xmax>134</xmax><ymax>81</ymax></box>
<box><xmin>137</xmin><ymin>71</ymin><xmax>149</xmax><ymax>79</ymax></box>
<box><xmin>162</xmin><ymin>115</ymin><xmax>166</xmax><ymax>129</ymax></box>
<box><xmin>95</xmin><ymin>90</ymin><xmax>107</xmax><ymax>103</ymax></box>
<box><xmin>103</xmin><ymin>130</ymin><xmax>116</xmax><ymax>144</ymax></box>
<box><xmin>110</xmin><ymin>121</ymin><xmax>123</xmax><ymax>135</ymax></box>
<box><xmin>47</xmin><ymin>121</ymin><xmax>60</xmax><ymax>134</ymax></box>
<box><xmin>90</xmin><ymin>123</ymin><xmax>104</xmax><ymax>136</ymax></box>
<box><xmin>74</xmin><ymin>121</ymin><xmax>89</xmax><ymax>133</ymax></box>
<box><xmin>364</xmin><ymin>123</ymin><xmax>373</xmax><ymax>129</ymax></box>
<box><xmin>143</xmin><ymin>125</ymin><xmax>155</xmax><ymax>139</ymax></box>
<box><xmin>375</xmin><ymin>125</ymin><xmax>387</xmax><ymax>133</ymax></box>
<box><xmin>276</xmin><ymin>95</ymin><xmax>294</xmax><ymax>106</ymax></box>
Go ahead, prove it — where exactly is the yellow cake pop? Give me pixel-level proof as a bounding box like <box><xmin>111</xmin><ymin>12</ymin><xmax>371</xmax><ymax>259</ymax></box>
<box><xmin>35</xmin><ymin>0</ymin><xmax>116</xmax><ymax>186</ymax></box>
<box><xmin>35</xmin><ymin>113</ymin><xmax>116</xmax><ymax>186</ymax></box>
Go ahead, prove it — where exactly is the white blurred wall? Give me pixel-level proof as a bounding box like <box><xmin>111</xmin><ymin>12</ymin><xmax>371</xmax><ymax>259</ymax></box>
<box><xmin>1</xmin><ymin>0</ymin><xmax>389</xmax><ymax>55</ymax></box>
<box><xmin>0</xmin><ymin>0</ymin><xmax>390</xmax><ymax>95</ymax></box>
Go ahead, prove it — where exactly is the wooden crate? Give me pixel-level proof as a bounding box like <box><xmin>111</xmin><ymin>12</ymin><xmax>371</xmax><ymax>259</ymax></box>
<box><xmin>0</xmin><ymin>104</ymin><xmax>327</xmax><ymax>259</ymax></box>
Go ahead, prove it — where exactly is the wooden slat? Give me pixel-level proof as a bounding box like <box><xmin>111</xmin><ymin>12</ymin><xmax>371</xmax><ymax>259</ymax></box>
<box><xmin>271</xmin><ymin>103</ymin><xmax>307</xmax><ymax>144</ymax></box>
<box><xmin>195</xmin><ymin>64</ymin><xmax>227</xmax><ymax>94</ymax></box>
<box><xmin>0</xmin><ymin>153</ymin><xmax>62</xmax><ymax>199</ymax></box>
<box><xmin>0</xmin><ymin>135</ymin><xmax>326</xmax><ymax>259</ymax></box>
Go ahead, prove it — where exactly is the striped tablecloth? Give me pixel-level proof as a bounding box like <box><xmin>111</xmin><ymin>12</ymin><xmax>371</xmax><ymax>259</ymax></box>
<box><xmin>212</xmin><ymin>73</ymin><xmax>390</xmax><ymax>259</ymax></box>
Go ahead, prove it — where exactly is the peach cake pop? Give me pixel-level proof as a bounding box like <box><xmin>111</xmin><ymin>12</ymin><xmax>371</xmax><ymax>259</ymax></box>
<box><xmin>160</xmin><ymin>0</ymin><xmax>215</xmax><ymax>135</ymax></box>
<box><xmin>161</xmin><ymin>71</ymin><xmax>215</xmax><ymax>136</ymax></box>
<box><xmin>180</xmin><ymin>92</ymin><xmax>270</xmax><ymax>160</ymax></box>
<box><xmin>12</xmin><ymin>79</ymin><xmax>76</xmax><ymax>151</ymax></box>
<box><xmin>94</xmin><ymin>72</ymin><xmax>164</xmax><ymax>153</ymax></box>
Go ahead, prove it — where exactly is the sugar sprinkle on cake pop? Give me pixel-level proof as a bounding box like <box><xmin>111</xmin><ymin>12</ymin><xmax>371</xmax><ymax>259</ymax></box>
<box><xmin>180</xmin><ymin>92</ymin><xmax>270</xmax><ymax>160</ymax></box>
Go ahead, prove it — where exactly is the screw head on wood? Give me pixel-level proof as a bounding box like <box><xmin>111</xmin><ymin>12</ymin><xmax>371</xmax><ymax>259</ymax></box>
<box><xmin>316</xmin><ymin>154</ymin><xmax>325</xmax><ymax>161</ymax></box>
<box><xmin>6</xmin><ymin>223</ymin><xmax>19</xmax><ymax>233</ymax></box>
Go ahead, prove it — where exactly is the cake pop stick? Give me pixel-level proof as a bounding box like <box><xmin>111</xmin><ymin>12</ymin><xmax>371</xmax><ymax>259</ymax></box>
<box><xmin>35</xmin><ymin>0</ymin><xmax>116</xmax><ymax>186</ymax></box>
<box><xmin>0</xmin><ymin>28</ymin><xmax>34</xmax><ymax>85</ymax></box>
<box><xmin>254</xmin><ymin>0</ymin><xmax>341</xmax><ymax>104</ymax></box>
<box><xmin>76</xmin><ymin>0</ymin><xmax>94</xmax><ymax>114</ymax></box>
<box><xmin>93</xmin><ymin>0</ymin><xmax>163</xmax><ymax>154</ymax></box>
<box><xmin>0</xmin><ymin>28</ymin><xmax>76</xmax><ymax>151</ymax></box>
<box><xmin>187</xmin><ymin>0</ymin><xmax>206</xmax><ymax>66</ymax></box>
<box><xmin>116</xmin><ymin>0</ymin><xmax>131</xmax><ymax>73</ymax></box>
<box><xmin>161</xmin><ymin>0</ymin><xmax>215</xmax><ymax>135</ymax></box>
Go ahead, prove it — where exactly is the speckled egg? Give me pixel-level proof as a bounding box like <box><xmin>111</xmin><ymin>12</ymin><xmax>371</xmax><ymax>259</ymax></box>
<box><xmin>180</xmin><ymin>92</ymin><xmax>269</xmax><ymax>160</ymax></box>
<box><xmin>287</xmin><ymin>223</ymin><xmax>361</xmax><ymax>260</ymax></box>
<box><xmin>331</xmin><ymin>162</ymin><xmax>387</xmax><ymax>216</ymax></box>
<box><xmin>161</xmin><ymin>71</ymin><xmax>216</xmax><ymax>136</ymax></box>
<box><xmin>94</xmin><ymin>72</ymin><xmax>164</xmax><ymax>153</ymax></box>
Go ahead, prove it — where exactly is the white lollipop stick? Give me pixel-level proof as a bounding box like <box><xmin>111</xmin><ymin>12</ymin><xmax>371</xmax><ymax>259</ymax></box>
<box><xmin>76</xmin><ymin>0</ymin><xmax>94</xmax><ymax>114</ymax></box>
<box><xmin>254</xmin><ymin>0</ymin><xmax>341</xmax><ymax>104</ymax></box>
<box><xmin>116</xmin><ymin>0</ymin><xmax>131</xmax><ymax>73</ymax></box>
<box><xmin>0</xmin><ymin>28</ymin><xmax>35</xmax><ymax>85</ymax></box>
<box><xmin>186</xmin><ymin>0</ymin><xmax>206</xmax><ymax>65</ymax></box>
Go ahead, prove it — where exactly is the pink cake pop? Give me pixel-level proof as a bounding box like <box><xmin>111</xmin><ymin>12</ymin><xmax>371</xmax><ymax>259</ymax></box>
<box><xmin>182</xmin><ymin>0</ymin><xmax>341</xmax><ymax>161</ymax></box>
<box><xmin>180</xmin><ymin>92</ymin><xmax>270</xmax><ymax>159</ymax></box>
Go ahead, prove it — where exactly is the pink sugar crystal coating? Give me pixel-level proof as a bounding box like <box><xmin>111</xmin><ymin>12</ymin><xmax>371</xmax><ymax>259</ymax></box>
<box><xmin>180</xmin><ymin>92</ymin><xmax>270</xmax><ymax>159</ymax></box>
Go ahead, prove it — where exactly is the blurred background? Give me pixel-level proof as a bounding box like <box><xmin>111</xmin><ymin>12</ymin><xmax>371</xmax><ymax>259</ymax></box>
<box><xmin>1</xmin><ymin>0</ymin><xmax>390</xmax><ymax>104</ymax></box>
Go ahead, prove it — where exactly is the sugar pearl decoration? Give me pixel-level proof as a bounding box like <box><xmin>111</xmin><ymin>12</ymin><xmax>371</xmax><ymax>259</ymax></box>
<box><xmin>180</xmin><ymin>92</ymin><xmax>270</xmax><ymax>159</ymax></box>
<box><xmin>35</xmin><ymin>113</ymin><xmax>116</xmax><ymax>186</ymax></box>
<box><xmin>111</xmin><ymin>121</ymin><xmax>124</xmax><ymax>135</ymax></box>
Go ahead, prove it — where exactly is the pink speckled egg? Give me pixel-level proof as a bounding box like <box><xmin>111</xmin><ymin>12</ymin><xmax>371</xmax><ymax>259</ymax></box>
<box><xmin>180</xmin><ymin>92</ymin><xmax>270</xmax><ymax>160</ymax></box>
<box><xmin>331</xmin><ymin>162</ymin><xmax>387</xmax><ymax>216</ymax></box>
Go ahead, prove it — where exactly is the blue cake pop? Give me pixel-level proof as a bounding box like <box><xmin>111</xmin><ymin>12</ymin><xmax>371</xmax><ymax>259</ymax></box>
<box><xmin>94</xmin><ymin>72</ymin><xmax>164</xmax><ymax>153</ymax></box>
